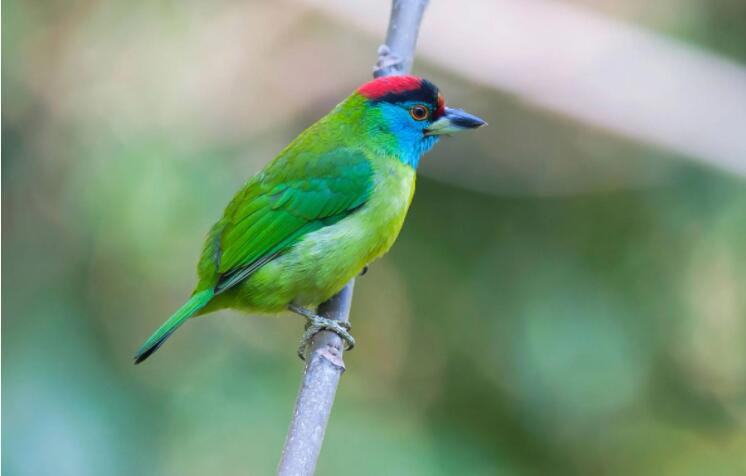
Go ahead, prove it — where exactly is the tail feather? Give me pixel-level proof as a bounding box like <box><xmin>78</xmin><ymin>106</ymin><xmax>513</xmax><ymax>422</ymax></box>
<box><xmin>134</xmin><ymin>289</ymin><xmax>214</xmax><ymax>364</ymax></box>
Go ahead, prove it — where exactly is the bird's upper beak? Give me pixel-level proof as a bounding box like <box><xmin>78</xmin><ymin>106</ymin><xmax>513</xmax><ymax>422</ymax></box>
<box><xmin>424</xmin><ymin>107</ymin><xmax>487</xmax><ymax>136</ymax></box>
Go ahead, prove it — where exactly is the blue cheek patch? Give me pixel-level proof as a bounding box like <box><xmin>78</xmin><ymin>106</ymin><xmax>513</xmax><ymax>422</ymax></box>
<box><xmin>379</xmin><ymin>102</ymin><xmax>439</xmax><ymax>168</ymax></box>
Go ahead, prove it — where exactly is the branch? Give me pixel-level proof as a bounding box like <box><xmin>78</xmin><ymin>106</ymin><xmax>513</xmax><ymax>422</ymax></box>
<box><xmin>374</xmin><ymin>0</ymin><xmax>430</xmax><ymax>78</ymax></box>
<box><xmin>276</xmin><ymin>281</ymin><xmax>354</xmax><ymax>476</ymax></box>
<box><xmin>276</xmin><ymin>2</ymin><xmax>429</xmax><ymax>475</ymax></box>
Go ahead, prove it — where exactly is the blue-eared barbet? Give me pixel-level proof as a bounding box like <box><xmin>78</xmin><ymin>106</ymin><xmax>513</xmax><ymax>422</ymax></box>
<box><xmin>135</xmin><ymin>75</ymin><xmax>486</xmax><ymax>363</ymax></box>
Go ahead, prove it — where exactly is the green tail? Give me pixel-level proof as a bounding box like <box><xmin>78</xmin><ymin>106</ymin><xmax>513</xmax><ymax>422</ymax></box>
<box><xmin>134</xmin><ymin>289</ymin><xmax>214</xmax><ymax>364</ymax></box>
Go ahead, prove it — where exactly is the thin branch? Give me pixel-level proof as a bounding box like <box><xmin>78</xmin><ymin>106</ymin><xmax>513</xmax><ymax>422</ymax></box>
<box><xmin>276</xmin><ymin>1</ymin><xmax>429</xmax><ymax>475</ymax></box>
<box><xmin>374</xmin><ymin>0</ymin><xmax>430</xmax><ymax>78</ymax></box>
<box><xmin>276</xmin><ymin>281</ymin><xmax>355</xmax><ymax>476</ymax></box>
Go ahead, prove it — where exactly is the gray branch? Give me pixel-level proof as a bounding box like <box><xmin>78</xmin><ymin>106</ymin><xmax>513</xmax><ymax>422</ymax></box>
<box><xmin>276</xmin><ymin>281</ymin><xmax>354</xmax><ymax>476</ymax></box>
<box><xmin>276</xmin><ymin>1</ymin><xmax>429</xmax><ymax>475</ymax></box>
<box><xmin>374</xmin><ymin>0</ymin><xmax>430</xmax><ymax>78</ymax></box>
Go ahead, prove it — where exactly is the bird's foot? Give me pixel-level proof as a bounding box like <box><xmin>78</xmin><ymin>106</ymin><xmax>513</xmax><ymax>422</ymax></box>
<box><xmin>299</xmin><ymin>317</ymin><xmax>355</xmax><ymax>361</ymax></box>
<box><xmin>360</xmin><ymin>265</ymin><xmax>369</xmax><ymax>276</ymax></box>
<box><xmin>289</xmin><ymin>304</ymin><xmax>356</xmax><ymax>360</ymax></box>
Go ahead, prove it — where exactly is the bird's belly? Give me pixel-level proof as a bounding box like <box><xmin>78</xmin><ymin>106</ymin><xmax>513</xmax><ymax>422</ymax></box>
<box><xmin>235</xmin><ymin>162</ymin><xmax>416</xmax><ymax>312</ymax></box>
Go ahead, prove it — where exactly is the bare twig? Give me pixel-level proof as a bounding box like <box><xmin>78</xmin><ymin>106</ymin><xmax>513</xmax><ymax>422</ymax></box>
<box><xmin>374</xmin><ymin>0</ymin><xmax>430</xmax><ymax>78</ymax></box>
<box><xmin>276</xmin><ymin>281</ymin><xmax>354</xmax><ymax>476</ymax></box>
<box><xmin>276</xmin><ymin>1</ymin><xmax>429</xmax><ymax>475</ymax></box>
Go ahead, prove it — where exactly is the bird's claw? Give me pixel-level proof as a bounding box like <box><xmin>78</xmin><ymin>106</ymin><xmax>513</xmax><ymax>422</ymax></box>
<box><xmin>290</xmin><ymin>305</ymin><xmax>355</xmax><ymax>360</ymax></box>
<box><xmin>297</xmin><ymin>315</ymin><xmax>355</xmax><ymax>360</ymax></box>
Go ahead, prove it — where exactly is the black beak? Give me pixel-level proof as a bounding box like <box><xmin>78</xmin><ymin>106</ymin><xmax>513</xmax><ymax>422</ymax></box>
<box><xmin>425</xmin><ymin>107</ymin><xmax>487</xmax><ymax>135</ymax></box>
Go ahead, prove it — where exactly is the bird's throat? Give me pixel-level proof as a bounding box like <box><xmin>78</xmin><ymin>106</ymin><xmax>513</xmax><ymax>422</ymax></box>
<box><xmin>398</xmin><ymin>134</ymin><xmax>439</xmax><ymax>168</ymax></box>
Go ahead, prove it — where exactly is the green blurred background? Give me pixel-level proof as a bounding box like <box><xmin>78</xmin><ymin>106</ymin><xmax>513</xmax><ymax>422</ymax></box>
<box><xmin>3</xmin><ymin>0</ymin><xmax>746</xmax><ymax>474</ymax></box>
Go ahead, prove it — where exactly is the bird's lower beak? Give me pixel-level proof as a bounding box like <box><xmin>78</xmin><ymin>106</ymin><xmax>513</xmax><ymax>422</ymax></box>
<box><xmin>424</xmin><ymin>107</ymin><xmax>486</xmax><ymax>136</ymax></box>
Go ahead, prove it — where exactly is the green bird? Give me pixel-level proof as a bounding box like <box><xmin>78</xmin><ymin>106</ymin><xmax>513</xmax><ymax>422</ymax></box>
<box><xmin>135</xmin><ymin>75</ymin><xmax>485</xmax><ymax>363</ymax></box>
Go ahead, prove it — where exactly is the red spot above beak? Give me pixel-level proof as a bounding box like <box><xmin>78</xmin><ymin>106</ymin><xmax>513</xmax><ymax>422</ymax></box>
<box><xmin>434</xmin><ymin>93</ymin><xmax>445</xmax><ymax>118</ymax></box>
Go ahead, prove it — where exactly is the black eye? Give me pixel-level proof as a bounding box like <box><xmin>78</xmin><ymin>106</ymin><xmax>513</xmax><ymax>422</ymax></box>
<box><xmin>409</xmin><ymin>104</ymin><xmax>429</xmax><ymax>121</ymax></box>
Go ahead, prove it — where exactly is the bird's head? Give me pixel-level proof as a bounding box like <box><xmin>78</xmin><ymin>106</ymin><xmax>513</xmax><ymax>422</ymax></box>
<box><xmin>356</xmin><ymin>75</ymin><xmax>486</xmax><ymax>168</ymax></box>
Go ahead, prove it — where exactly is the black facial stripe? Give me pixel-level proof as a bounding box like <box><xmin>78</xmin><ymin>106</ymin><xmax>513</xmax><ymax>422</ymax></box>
<box><xmin>373</xmin><ymin>79</ymin><xmax>439</xmax><ymax>109</ymax></box>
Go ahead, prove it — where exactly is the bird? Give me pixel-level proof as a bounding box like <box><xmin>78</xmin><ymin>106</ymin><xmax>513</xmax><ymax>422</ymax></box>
<box><xmin>134</xmin><ymin>75</ymin><xmax>485</xmax><ymax>364</ymax></box>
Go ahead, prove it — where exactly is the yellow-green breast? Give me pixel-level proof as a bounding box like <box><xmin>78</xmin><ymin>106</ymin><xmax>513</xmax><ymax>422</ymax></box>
<box><xmin>224</xmin><ymin>156</ymin><xmax>416</xmax><ymax>313</ymax></box>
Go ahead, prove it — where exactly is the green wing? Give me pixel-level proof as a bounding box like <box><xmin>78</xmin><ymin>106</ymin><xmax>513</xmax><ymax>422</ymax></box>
<box><xmin>199</xmin><ymin>148</ymin><xmax>373</xmax><ymax>294</ymax></box>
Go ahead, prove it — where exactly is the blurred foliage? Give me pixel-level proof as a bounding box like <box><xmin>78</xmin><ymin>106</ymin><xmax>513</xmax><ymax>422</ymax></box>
<box><xmin>3</xmin><ymin>0</ymin><xmax>746</xmax><ymax>475</ymax></box>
